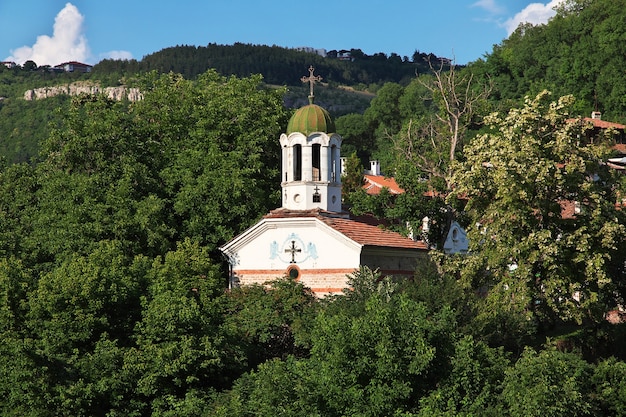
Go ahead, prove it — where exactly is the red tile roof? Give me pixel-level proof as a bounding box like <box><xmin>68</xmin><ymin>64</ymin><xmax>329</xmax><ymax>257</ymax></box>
<box><xmin>566</xmin><ymin>117</ymin><xmax>626</xmax><ymax>130</ymax></box>
<box><xmin>614</xmin><ymin>144</ymin><xmax>626</xmax><ymax>154</ymax></box>
<box><xmin>264</xmin><ymin>208</ymin><xmax>427</xmax><ymax>250</ymax></box>
<box><xmin>363</xmin><ymin>175</ymin><xmax>404</xmax><ymax>195</ymax></box>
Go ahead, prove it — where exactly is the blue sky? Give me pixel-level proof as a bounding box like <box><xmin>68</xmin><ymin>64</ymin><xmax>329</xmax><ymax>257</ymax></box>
<box><xmin>1</xmin><ymin>0</ymin><xmax>565</xmax><ymax>67</ymax></box>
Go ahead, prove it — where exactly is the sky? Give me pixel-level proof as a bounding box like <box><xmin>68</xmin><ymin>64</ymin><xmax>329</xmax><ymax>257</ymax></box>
<box><xmin>0</xmin><ymin>0</ymin><xmax>565</xmax><ymax>67</ymax></box>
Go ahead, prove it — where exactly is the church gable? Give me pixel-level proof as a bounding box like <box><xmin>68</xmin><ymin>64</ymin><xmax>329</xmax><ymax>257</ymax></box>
<box><xmin>221</xmin><ymin>215</ymin><xmax>361</xmax><ymax>268</ymax></box>
<box><xmin>220</xmin><ymin>215</ymin><xmax>364</xmax><ymax>295</ymax></box>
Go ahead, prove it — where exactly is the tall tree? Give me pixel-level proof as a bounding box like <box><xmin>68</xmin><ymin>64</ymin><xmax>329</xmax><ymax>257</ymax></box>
<box><xmin>34</xmin><ymin>70</ymin><xmax>289</xmax><ymax>261</ymax></box>
<box><xmin>394</xmin><ymin>60</ymin><xmax>491</xmax><ymax>192</ymax></box>
<box><xmin>450</xmin><ymin>91</ymin><xmax>626</xmax><ymax>326</ymax></box>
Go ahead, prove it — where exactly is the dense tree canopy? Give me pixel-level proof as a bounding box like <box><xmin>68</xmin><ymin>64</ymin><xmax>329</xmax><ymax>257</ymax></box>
<box><xmin>2</xmin><ymin>1</ymin><xmax>626</xmax><ymax>413</ymax></box>
<box><xmin>450</xmin><ymin>91</ymin><xmax>626</xmax><ymax>327</ymax></box>
<box><xmin>477</xmin><ymin>0</ymin><xmax>626</xmax><ymax>121</ymax></box>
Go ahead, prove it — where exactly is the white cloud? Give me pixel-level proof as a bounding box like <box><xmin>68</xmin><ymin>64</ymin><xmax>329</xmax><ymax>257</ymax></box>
<box><xmin>99</xmin><ymin>50</ymin><xmax>134</xmax><ymax>61</ymax></box>
<box><xmin>6</xmin><ymin>3</ymin><xmax>90</xmax><ymax>66</ymax></box>
<box><xmin>472</xmin><ymin>0</ymin><xmax>506</xmax><ymax>15</ymax></box>
<box><xmin>504</xmin><ymin>0</ymin><xmax>566</xmax><ymax>35</ymax></box>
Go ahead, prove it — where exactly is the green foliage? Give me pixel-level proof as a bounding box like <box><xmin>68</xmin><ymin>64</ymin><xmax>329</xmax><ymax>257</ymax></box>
<box><xmin>335</xmin><ymin>112</ymin><xmax>374</xmax><ymax>158</ymax></box>
<box><xmin>500</xmin><ymin>347</ymin><xmax>593</xmax><ymax>417</ymax></box>
<box><xmin>417</xmin><ymin>336</ymin><xmax>509</xmax><ymax>416</ymax></box>
<box><xmin>223</xmin><ymin>277</ymin><xmax>318</xmax><ymax>367</ymax></box>
<box><xmin>29</xmin><ymin>70</ymin><xmax>288</xmax><ymax>261</ymax></box>
<box><xmin>592</xmin><ymin>357</ymin><xmax>626</xmax><ymax>416</ymax></box>
<box><xmin>217</xmin><ymin>269</ymin><xmax>460</xmax><ymax>417</ymax></box>
<box><xmin>451</xmin><ymin>91</ymin><xmax>626</xmax><ymax>326</ymax></box>
<box><xmin>341</xmin><ymin>151</ymin><xmax>364</xmax><ymax>196</ymax></box>
<box><xmin>125</xmin><ymin>239</ymin><xmax>232</xmax><ymax>413</ymax></box>
<box><xmin>131</xmin><ymin>44</ymin><xmax>430</xmax><ymax>87</ymax></box>
<box><xmin>479</xmin><ymin>0</ymin><xmax>626</xmax><ymax>120</ymax></box>
<box><xmin>0</xmin><ymin>95</ymin><xmax>69</xmax><ymax>163</ymax></box>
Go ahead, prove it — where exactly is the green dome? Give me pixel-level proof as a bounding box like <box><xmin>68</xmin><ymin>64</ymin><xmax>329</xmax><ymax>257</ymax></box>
<box><xmin>286</xmin><ymin>104</ymin><xmax>335</xmax><ymax>136</ymax></box>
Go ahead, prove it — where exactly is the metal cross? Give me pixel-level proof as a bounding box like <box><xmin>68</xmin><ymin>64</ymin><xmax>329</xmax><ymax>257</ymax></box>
<box><xmin>301</xmin><ymin>65</ymin><xmax>322</xmax><ymax>101</ymax></box>
<box><xmin>284</xmin><ymin>240</ymin><xmax>302</xmax><ymax>264</ymax></box>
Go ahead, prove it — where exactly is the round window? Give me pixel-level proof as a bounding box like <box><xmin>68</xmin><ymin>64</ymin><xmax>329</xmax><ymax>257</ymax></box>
<box><xmin>287</xmin><ymin>265</ymin><xmax>300</xmax><ymax>280</ymax></box>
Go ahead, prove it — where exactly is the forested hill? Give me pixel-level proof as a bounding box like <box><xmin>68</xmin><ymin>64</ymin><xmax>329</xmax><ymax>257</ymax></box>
<box><xmin>475</xmin><ymin>0</ymin><xmax>626</xmax><ymax>122</ymax></box>
<box><xmin>92</xmin><ymin>43</ymin><xmax>441</xmax><ymax>86</ymax></box>
<box><xmin>0</xmin><ymin>44</ymin><xmax>442</xmax><ymax>163</ymax></box>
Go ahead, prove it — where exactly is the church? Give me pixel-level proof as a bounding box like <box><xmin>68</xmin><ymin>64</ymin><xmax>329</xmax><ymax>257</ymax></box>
<box><xmin>220</xmin><ymin>67</ymin><xmax>429</xmax><ymax>296</ymax></box>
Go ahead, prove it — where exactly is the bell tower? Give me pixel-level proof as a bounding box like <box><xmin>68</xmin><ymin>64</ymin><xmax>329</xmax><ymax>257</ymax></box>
<box><xmin>279</xmin><ymin>66</ymin><xmax>342</xmax><ymax>212</ymax></box>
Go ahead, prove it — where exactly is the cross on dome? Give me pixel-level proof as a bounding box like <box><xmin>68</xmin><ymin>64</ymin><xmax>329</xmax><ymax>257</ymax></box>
<box><xmin>301</xmin><ymin>65</ymin><xmax>322</xmax><ymax>104</ymax></box>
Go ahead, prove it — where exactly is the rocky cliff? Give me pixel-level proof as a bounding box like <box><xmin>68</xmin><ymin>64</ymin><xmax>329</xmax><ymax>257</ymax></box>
<box><xmin>24</xmin><ymin>83</ymin><xmax>143</xmax><ymax>101</ymax></box>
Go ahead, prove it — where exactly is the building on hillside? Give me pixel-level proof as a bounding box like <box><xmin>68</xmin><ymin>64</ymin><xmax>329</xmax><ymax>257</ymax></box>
<box><xmin>220</xmin><ymin>67</ymin><xmax>429</xmax><ymax>296</ymax></box>
<box><xmin>361</xmin><ymin>160</ymin><xmax>404</xmax><ymax>195</ymax></box>
<box><xmin>1</xmin><ymin>61</ymin><xmax>16</xmax><ymax>69</ymax></box>
<box><xmin>53</xmin><ymin>61</ymin><xmax>92</xmax><ymax>73</ymax></box>
<box><xmin>337</xmin><ymin>50</ymin><xmax>353</xmax><ymax>61</ymax></box>
<box><xmin>357</xmin><ymin>159</ymin><xmax>469</xmax><ymax>254</ymax></box>
<box><xmin>568</xmin><ymin>111</ymin><xmax>626</xmax><ymax>154</ymax></box>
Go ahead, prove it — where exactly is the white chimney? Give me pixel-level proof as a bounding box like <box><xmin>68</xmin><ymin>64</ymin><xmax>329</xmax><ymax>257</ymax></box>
<box><xmin>591</xmin><ymin>111</ymin><xmax>602</xmax><ymax>120</ymax></box>
<box><xmin>370</xmin><ymin>160</ymin><xmax>381</xmax><ymax>176</ymax></box>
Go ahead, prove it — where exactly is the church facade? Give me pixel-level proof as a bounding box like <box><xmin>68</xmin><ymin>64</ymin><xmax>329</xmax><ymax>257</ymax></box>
<box><xmin>220</xmin><ymin>67</ymin><xmax>428</xmax><ymax>295</ymax></box>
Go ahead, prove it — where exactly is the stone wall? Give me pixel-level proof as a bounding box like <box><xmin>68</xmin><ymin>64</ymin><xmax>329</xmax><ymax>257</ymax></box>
<box><xmin>24</xmin><ymin>83</ymin><xmax>143</xmax><ymax>101</ymax></box>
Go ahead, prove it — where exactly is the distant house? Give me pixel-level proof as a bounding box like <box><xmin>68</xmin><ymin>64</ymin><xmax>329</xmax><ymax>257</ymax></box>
<box><xmin>361</xmin><ymin>160</ymin><xmax>405</xmax><ymax>195</ymax></box>
<box><xmin>1</xmin><ymin>61</ymin><xmax>16</xmax><ymax>69</ymax></box>
<box><xmin>337</xmin><ymin>50</ymin><xmax>353</xmax><ymax>61</ymax></box>
<box><xmin>53</xmin><ymin>61</ymin><xmax>92</xmax><ymax>73</ymax></box>
<box><xmin>354</xmin><ymin>160</ymin><xmax>469</xmax><ymax>254</ymax></box>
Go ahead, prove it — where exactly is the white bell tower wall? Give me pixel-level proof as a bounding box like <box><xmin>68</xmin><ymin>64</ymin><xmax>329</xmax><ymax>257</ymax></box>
<box><xmin>280</xmin><ymin>131</ymin><xmax>342</xmax><ymax>212</ymax></box>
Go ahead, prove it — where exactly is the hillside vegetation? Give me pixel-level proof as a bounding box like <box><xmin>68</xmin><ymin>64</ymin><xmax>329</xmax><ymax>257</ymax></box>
<box><xmin>2</xmin><ymin>1</ymin><xmax>626</xmax><ymax>415</ymax></box>
<box><xmin>0</xmin><ymin>44</ymin><xmax>436</xmax><ymax>163</ymax></box>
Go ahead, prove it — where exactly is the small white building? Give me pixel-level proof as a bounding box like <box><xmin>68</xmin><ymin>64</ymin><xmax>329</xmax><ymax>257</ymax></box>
<box><xmin>220</xmin><ymin>72</ymin><xmax>428</xmax><ymax>295</ymax></box>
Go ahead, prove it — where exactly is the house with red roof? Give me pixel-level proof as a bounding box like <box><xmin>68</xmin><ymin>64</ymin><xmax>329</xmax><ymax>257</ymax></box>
<box><xmin>220</xmin><ymin>69</ymin><xmax>429</xmax><ymax>295</ymax></box>
<box><xmin>361</xmin><ymin>160</ymin><xmax>405</xmax><ymax>195</ymax></box>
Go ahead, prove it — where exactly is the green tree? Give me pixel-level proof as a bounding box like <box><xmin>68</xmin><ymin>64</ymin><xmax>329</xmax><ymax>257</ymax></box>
<box><xmin>500</xmin><ymin>347</ymin><xmax>593</xmax><ymax>417</ymax></box>
<box><xmin>215</xmin><ymin>268</ymin><xmax>459</xmax><ymax>417</ymax></box>
<box><xmin>417</xmin><ymin>336</ymin><xmax>509</xmax><ymax>416</ymax></box>
<box><xmin>592</xmin><ymin>357</ymin><xmax>626</xmax><ymax>416</ymax></box>
<box><xmin>124</xmin><ymin>239</ymin><xmax>234</xmax><ymax>416</ymax></box>
<box><xmin>223</xmin><ymin>277</ymin><xmax>318</xmax><ymax>368</ymax></box>
<box><xmin>341</xmin><ymin>151</ymin><xmax>364</xmax><ymax>197</ymax></box>
<box><xmin>34</xmin><ymin>70</ymin><xmax>289</xmax><ymax>262</ymax></box>
<box><xmin>365</xmin><ymin>82</ymin><xmax>404</xmax><ymax>135</ymax></box>
<box><xmin>335</xmin><ymin>112</ymin><xmax>374</xmax><ymax>158</ymax></box>
<box><xmin>450</xmin><ymin>91</ymin><xmax>626</xmax><ymax>327</ymax></box>
<box><xmin>6</xmin><ymin>241</ymin><xmax>153</xmax><ymax>416</ymax></box>
<box><xmin>303</xmin><ymin>282</ymin><xmax>457</xmax><ymax>415</ymax></box>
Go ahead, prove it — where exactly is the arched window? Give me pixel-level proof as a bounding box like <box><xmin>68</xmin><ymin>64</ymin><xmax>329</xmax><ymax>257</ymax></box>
<box><xmin>331</xmin><ymin>144</ymin><xmax>337</xmax><ymax>182</ymax></box>
<box><xmin>312</xmin><ymin>143</ymin><xmax>321</xmax><ymax>181</ymax></box>
<box><xmin>293</xmin><ymin>144</ymin><xmax>302</xmax><ymax>181</ymax></box>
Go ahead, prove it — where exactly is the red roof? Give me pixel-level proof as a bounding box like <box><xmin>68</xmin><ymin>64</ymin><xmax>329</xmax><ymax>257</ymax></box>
<box><xmin>613</xmin><ymin>144</ymin><xmax>626</xmax><ymax>154</ymax></box>
<box><xmin>567</xmin><ymin>117</ymin><xmax>626</xmax><ymax>130</ymax></box>
<box><xmin>264</xmin><ymin>208</ymin><xmax>427</xmax><ymax>250</ymax></box>
<box><xmin>363</xmin><ymin>174</ymin><xmax>404</xmax><ymax>195</ymax></box>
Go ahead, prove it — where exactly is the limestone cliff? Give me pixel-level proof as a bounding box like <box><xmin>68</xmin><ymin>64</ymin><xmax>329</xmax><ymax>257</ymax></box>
<box><xmin>24</xmin><ymin>82</ymin><xmax>143</xmax><ymax>101</ymax></box>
